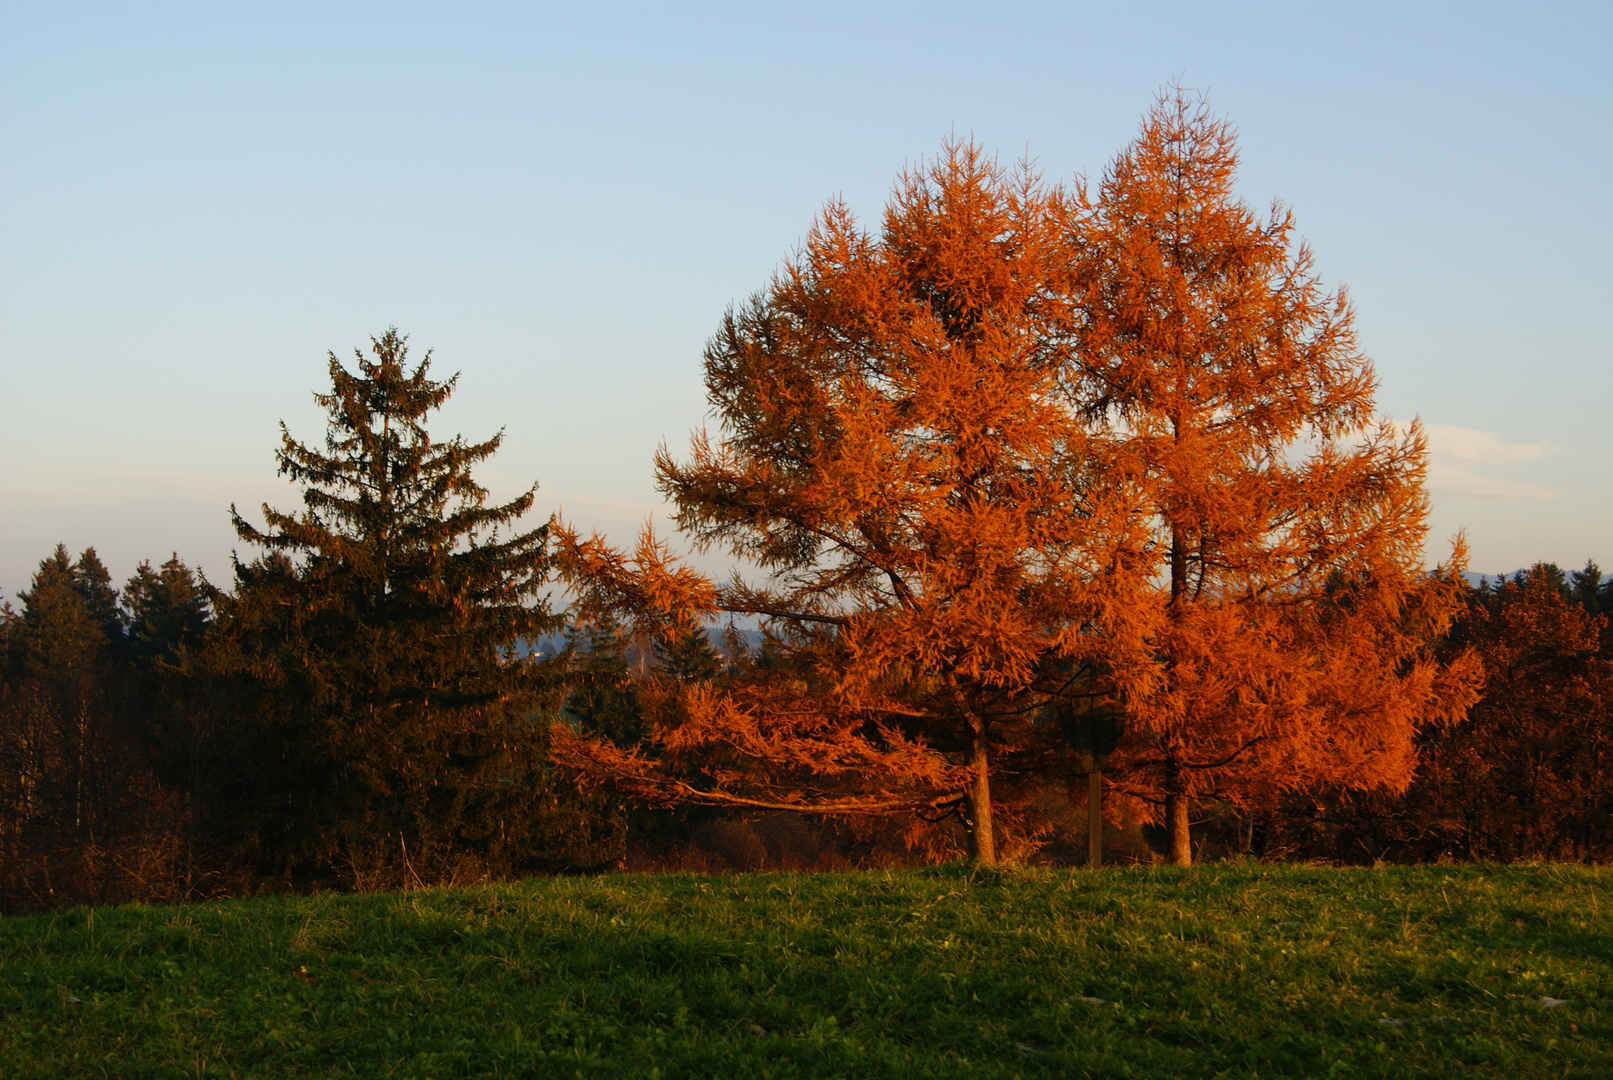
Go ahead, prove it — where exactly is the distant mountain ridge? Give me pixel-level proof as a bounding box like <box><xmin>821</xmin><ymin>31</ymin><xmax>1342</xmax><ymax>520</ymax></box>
<box><xmin>1462</xmin><ymin>569</ymin><xmax>1611</xmax><ymax>587</ymax></box>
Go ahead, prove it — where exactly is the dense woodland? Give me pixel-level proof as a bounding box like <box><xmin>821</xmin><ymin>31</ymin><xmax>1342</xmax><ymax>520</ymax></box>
<box><xmin>3</xmin><ymin>90</ymin><xmax>1609</xmax><ymax>912</ymax></box>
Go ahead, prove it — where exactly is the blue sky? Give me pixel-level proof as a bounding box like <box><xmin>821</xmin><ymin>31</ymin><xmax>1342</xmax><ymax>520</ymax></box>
<box><xmin>2</xmin><ymin>2</ymin><xmax>1608</xmax><ymax>595</ymax></box>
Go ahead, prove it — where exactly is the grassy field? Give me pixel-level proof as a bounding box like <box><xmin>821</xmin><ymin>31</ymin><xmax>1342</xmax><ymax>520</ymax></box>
<box><xmin>0</xmin><ymin>863</ymin><xmax>1607</xmax><ymax>1078</ymax></box>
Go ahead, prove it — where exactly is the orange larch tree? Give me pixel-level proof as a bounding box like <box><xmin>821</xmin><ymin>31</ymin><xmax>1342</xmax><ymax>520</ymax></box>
<box><xmin>549</xmin><ymin>521</ymin><xmax>976</xmax><ymax>828</ymax></box>
<box><xmin>553</xmin><ymin>143</ymin><xmax>1151</xmax><ymax>864</ymax></box>
<box><xmin>1072</xmin><ymin>89</ymin><xmax>1480</xmax><ymax>864</ymax></box>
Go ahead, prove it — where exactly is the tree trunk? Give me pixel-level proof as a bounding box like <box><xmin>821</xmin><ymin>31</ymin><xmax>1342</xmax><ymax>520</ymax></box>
<box><xmin>1165</xmin><ymin>760</ymin><xmax>1191</xmax><ymax>866</ymax></box>
<box><xmin>1088</xmin><ymin>767</ymin><xmax>1103</xmax><ymax>867</ymax></box>
<box><xmin>1165</xmin><ymin>792</ymin><xmax>1191</xmax><ymax>866</ymax></box>
<box><xmin>1165</xmin><ymin>526</ymin><xmax>1192</xmax><ymax>868</ymax></box>
<box><xmin>967</xmin><ymin>724</ymin><xmax>996</xmax><ymax>866</ymax></box>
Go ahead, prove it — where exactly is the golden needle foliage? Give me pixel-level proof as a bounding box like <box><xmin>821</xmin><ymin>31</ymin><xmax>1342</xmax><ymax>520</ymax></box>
<box><xmin>552</xmin><ymin>89</ymin><xmax>1480</xmax><ymax>866</ymax></box>
<box><xmin>1073</xmin><ymin>90</ymin><xmax>1479</xmax><ymax>863</ymax></box>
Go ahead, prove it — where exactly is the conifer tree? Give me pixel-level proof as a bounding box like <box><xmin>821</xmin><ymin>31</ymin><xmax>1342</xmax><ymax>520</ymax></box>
<box><xmin>226</xmin><ymin>329</ymin><xmax>613</xmax><ymax>883</ymax></box>
<box><xmin>653</xmin><ymin>627</ymin><xmax>724</xmax><ymax>685</ymax></box>
<box><xmin>16</xmin><ymin>547</ymin><xmax>115</xmax><ymax>685</ymax></box>
<box><xmin>71</xmin><ymin>548</ymin><xmax>125</xmax><ymax>651</ymax></box>
<box><xmin>1571</xmin><ymin>560</ymin><xmax>1606</xmax><ymax>616</ymax></box>
<box><xmin>552</xmin><ymin>101</ymin><xmax>1481</xmax><ymax>869</ymax></box>
<box><xmin>123</xmin><ymin>555</ymin><xmax>214</xmax><ymax>678</ymax></box>
<box><xmin>555</xmin><ymin>146</ymin><xmax>1147</xmax><ymax>863</ymax></box>
<box><xmin>561</xmin><ymin>622</ymin><xmax>647</xmax><ymax>748</ymax></box>
<box><xmin>1073</xmin><ymin>89</ymin><xmax>1480</xmax><ymax>864</ymax></box>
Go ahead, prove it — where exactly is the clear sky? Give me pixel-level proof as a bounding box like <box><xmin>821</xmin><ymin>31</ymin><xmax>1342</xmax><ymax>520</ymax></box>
<box><xmin>2</xmin><ymin>1</ymin><xmax>1608</xmax><ymax>597</ymax></box>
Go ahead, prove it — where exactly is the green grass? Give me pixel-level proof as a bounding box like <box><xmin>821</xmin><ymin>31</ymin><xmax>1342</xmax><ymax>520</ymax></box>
<box><xmin>0</xmin><ymin>863</ymin><xmax>1608</xmax><ymax>1078</ymax></box>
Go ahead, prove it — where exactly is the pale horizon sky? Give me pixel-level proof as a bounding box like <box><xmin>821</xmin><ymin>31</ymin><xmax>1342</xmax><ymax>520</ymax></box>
<box><xmin>3</xmin><ymin>2</ymin><xmax>1609</xmax><ymax>599</ymax></box>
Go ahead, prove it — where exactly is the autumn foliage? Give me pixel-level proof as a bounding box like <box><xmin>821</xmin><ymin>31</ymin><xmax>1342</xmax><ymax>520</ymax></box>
<box><xmin>554</xmin><ymin>146</ymin><xmax>1151</xmax><ymax>863</ymax></box>
<box><xmin>548</xmin><ymin>89</ymin><xmax>1482</xmax><ymax>866</ymax></box>
<box><xmin>1071</xmin><ymin>91</ymin><xmax>1481</xmax><ymax>862</ymax></box>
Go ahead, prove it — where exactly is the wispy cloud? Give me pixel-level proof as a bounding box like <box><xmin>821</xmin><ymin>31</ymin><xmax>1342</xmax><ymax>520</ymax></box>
<box><xmin>1425</xmin><ymin>425</ymin><xmax>1559</xmax><ymax>500</ymax></box>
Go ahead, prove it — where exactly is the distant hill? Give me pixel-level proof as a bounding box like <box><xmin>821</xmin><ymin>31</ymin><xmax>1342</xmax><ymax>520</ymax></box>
<box><xmin>518</xmin><ymin>627</ymin><xmax>763</xmax><ymax>660</ymax></box>
<box><xmin>521</xmin><ymin>578</ymin><xmax>1613</xmax><ymax>654</ymax></box>
<box><xmin>1462</xmin><ymin>569</ymin><xmax>1610</xmax><ymax>588</ymax></box>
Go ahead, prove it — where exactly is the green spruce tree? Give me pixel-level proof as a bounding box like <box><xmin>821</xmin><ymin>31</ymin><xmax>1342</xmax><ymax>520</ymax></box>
<box><xmin>123</xmin><ymin>555</ymin><xmax>215</xmax><ymax>678</ymax></box>
<box><xmin>562</xmin><ymin>622</ymin><xmax>647</xmax><ymax>748</ymax></box>
<box><xmin>227</xmin><ymin>329</ymin><xmax>619</xmax><ymax>885</ymax></box>
<box><xmin>653</xmin><ymin>627</ymin><xmax>724</xmax><ymax>685</ymax></box>
<box><xmin>1571</xmin><ymin>559</ymin><xmax>1607</xmax><ymax>617</ymax></box>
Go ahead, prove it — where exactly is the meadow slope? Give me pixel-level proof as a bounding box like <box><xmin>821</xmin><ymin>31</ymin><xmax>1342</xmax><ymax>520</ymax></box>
<box><xmin>0</xmin><ymin>863</ymin><xmax>1607</xmax><ymax>1078</ymax></box>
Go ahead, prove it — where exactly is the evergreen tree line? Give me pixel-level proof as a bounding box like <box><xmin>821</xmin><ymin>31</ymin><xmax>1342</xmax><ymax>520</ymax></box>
<box><xmin>2</xmin><ymin>337</ymin><xmax>1608</xmax><ymax>913</ymax></box>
